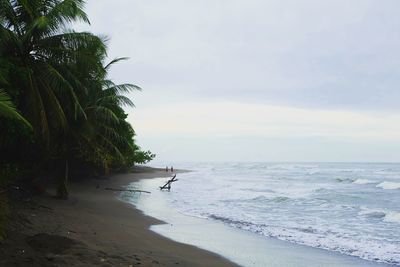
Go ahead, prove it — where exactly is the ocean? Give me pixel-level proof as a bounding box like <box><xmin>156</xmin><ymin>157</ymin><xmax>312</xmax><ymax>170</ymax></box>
<box><xmin>123</xmin><ymin>162</ymin><xmax>400</xmax><ymax>266</ymax></box>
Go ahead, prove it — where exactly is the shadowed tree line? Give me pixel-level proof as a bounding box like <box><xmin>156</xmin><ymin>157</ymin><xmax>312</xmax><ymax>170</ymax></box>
<box><xmin>0</xmin><ymin>0</ymin><xmax>155</xmax><ymax>199</ymax></box>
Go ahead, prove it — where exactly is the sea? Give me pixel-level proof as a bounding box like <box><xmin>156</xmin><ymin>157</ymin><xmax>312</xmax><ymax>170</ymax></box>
<box><xmin>123</xmin><ymin>162</ymin><xmax>400</xmax><ymax>266</ymax></box>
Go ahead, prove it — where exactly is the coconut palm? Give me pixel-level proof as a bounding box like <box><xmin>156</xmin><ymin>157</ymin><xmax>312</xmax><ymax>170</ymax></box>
<box><xmin>54</xmin><ymin>56</ymin><xmax>140</xmax><ymax>199</ymax></box>
<box><xmin>0</xmin><ymin>0</ymin><xmax>105</xmax><ymax>142</ymax></box>
<box><xmin>0</xmin><ymin>0</ymin><xmax>154</xmax><ymax>199</ymax></box>
<box><xmin>0</xmin><ymin>0</ymin><xmax>108</xmax><ymax>198</ymax></box>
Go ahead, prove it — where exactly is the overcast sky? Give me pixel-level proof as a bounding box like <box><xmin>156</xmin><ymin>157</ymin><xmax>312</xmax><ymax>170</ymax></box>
<box><xmin>78</xmin><ymin>0</ymin><xmax>400</xmax><ymax>163</ymax></box>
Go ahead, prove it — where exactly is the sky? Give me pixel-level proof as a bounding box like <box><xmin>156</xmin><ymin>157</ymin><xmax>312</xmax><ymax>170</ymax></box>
<box><xmin>77</xmin><ymin>0</ymin><xmax>400</xmax><ymax>162</ymax></box>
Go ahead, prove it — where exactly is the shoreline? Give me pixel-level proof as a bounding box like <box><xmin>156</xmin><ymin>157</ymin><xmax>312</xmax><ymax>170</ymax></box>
<box><xmin>130</xmin><ymin>168</ymin><xmax>394</xmax><ymax>267</ymax></box>
<box><xmin>0</xmin><ymin>167</ymin><xmax>238</xmax><ymax>267</ymax></box>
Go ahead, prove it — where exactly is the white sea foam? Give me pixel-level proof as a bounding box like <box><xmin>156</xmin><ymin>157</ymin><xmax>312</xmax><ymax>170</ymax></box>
<box><xmin>152</xmin><ymin>162</ymin><xmax>400</xmax><ymax>266</ymax></box>
<box><xmin>384</xmin><ymin>212</ymin><xmax>400</xmax><ymax>224</ymax></box>
<box><xmin>352</xmin><ymin>179</ymin><xmax>376</xmax><ymax>185</ymax></box>
<box><xmin>207</xmin><ymin>214</ymin><xmax>400</xmax><ymax>265</ymax></box>
<box><xmin>359</xmin><ymin>207</ymin><xmax>400</xmax><ymax>225</ymax></box>
<box><xmin>376</xmin><ymin>181</ymin><xmax>400</xmax><ymax>190</ymax></box>
<box><xmin>358</xmin><ymin>207</ymin><xmax>386</xmax><ymax>219</ymax></box>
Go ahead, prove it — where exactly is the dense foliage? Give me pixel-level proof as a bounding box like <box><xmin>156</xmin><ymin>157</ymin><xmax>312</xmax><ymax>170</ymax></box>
<box><xmin>0</xmin><ymin>0</ymin><xmax>155</xmax><ymax>198</ymax></box>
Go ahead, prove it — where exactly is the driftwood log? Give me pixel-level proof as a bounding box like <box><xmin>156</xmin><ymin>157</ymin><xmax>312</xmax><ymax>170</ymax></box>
<box><xmin>160</xmin><ymin>175</ymin><xmax>178</xmax><ymax>191</ymax></box>
<box><xmin>105</xmin><ymin>187</ymin><xmax>151</xmax><ymax>194</ymax></box>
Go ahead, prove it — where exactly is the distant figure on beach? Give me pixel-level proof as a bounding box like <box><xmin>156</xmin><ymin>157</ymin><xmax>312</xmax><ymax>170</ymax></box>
<box><xmin>166</xmin><ymin>166</ymin><xmax>169</xmax><ymax>172</ymax></box>
<box><xmin>171</xmin><ymin>166</ymin><xmax>174</xmax><ymax>172</ymax></box>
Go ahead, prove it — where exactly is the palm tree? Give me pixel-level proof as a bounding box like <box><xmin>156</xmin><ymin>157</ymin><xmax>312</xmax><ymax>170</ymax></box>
<box><xmin>79</xmin><ymin>77</ymin><xmax>139</xmax><ymax>168</ymax></box>
<box><xmin>0</xmin><ymin>0</ymin><xmax>108</xmax><ymax>198</ymax></box>
<box><xmin>54</xmin><ymin>56</ymin><xmax>140</xmax><ymax>199</ymax></box>
<box><xmin>0</xmin><ymin>0</ymin><xmax>105</xmax><ymax>142</ymax></box>
<box><xmin>0</xmin><ymin>1</ymin><xmax>149</xmax><ymax>199</ymax></box>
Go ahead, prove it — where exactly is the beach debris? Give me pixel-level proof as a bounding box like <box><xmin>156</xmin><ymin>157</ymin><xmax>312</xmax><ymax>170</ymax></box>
<box><xmin>159</xmin><ymin>175</ymin><xmax>178</xmax><ymax>191</ymax></box>
<box><xmin>104</xmin><ymin>188</ymin><xmax>151</xmax><ymax>194</ymax></box>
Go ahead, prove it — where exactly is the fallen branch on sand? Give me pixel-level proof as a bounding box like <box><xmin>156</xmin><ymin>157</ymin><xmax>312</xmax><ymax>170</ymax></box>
<box><xmin>160</xmin><ymin>175</ymin><xmax>178</xmax><ymax>191</ymax></box>
<box><xmin>104</xmin><ymin>188</ymin><xmax>151</xmax><ymax>194</ymax></box>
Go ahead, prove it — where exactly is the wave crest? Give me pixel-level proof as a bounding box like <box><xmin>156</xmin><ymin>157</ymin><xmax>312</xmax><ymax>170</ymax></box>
<box><xmin>376</xmin><ymin>181</ymin><xmax>400</xmax><ymax>190</ymax></box>
<box><xmin>358</xmin><ymin>208</ymin><xmax>386</xmax><ymax>219</ymax></box>
<box><xmin>352</xmin><ymin>179</ymin><xmax>376</xmax><ymax>185</ymax></box>
<box><xmin>359</xmin><ymin>208</ymin><xmax>400</xmax><ymax>224</ymax></box>
<box><xmin>384</xmin><ymin>212</ymin><xmax>400</xmax><ymax>224</ymax></box>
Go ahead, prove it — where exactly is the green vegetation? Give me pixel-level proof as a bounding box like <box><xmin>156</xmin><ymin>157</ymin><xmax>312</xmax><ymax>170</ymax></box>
<box><xmin>0</xmin><ymin>0</ymin><xmax>155</xmax><ymax>199</ymax></box>
<box><xmin>0</xmin><ymin>89</ymin><xmax>31</xmax><ymax>127</ymax></box>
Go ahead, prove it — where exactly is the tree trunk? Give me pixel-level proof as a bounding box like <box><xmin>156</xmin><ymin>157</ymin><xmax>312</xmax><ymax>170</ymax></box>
<box><xmin>57</xmin><ymin>159</ymin><xmax>69</xmax><ymax>199</ymax></box>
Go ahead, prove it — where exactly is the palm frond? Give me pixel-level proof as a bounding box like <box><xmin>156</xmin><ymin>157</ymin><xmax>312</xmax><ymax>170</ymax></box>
<box><xmin>43</xmin><ymin>63</ymin><xmax>87</xmax><ymax>120</ymax></box>
<box><xmin>0</xmin><ymin>0</ymin><xmax>21</xmax><ymax>34</ymax></box>
<box><xmin>46</xmin><ymin>0</ymin><xmax>90</xmax><ymax>26</ymax></box>
<box><xmin>0</xmin><ymin>89</ymin><xmax>31</xmax><ymax>128</ymax></box>
<box><xmin>86</xmin><ymin>106</ymin><xmax>119</xmax><ymax>124</ymax></box>
<box><xmin>105</xmin><ymin>57</ymin><xmax>129</xmax><ymax>70</ymax></box>
<box><xmin>99</xmin><ymin>95</ymin><xmax>134</xmax><ymax>107</ymax></box>
<box><xmin>105</xmin><ymin>83</ymin><xmax>141</xmax><ymax>94</ymax></box>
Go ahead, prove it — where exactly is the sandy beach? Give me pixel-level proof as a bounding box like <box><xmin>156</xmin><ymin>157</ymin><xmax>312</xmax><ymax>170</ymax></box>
<box><xmin>0</xmin><ymin>167</ymin><xmax>237</xmax><ymax>267</ymax></box>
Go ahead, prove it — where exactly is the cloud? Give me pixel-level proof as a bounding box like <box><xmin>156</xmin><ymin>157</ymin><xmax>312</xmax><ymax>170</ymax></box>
<box><xmin>128</xmin><ymin>101</ymin><xmax>400</xmax><ymax>162</ymax></box>
<box><xmin>130</xmin><ymin>101</ymin><xmax>400</xmax><ymax>140</ymax></box>
<box><xmin>80</xmin><ymin>0</ymin><xmax>400</xmax><ymax>110</ymax></box>
<box><xmin>76</xmin><ymin>1</ymin><xmax>400</xmax><ymax>161</ymax></box>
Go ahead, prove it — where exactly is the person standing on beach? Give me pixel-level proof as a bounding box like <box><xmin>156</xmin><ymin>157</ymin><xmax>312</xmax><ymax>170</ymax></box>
<box><xmin>166</xmin><ymin>166</ymin><xmax>169</xmax><ymax>172</ymax></box>
<box><xmin>171</xmin><ymin>166</ymin><xmax>174</xmax><ymax>172</ymax></box>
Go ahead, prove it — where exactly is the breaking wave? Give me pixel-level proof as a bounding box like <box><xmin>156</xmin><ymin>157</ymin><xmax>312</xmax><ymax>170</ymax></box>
<box><xmin>376</xmin><ymin>181</ymin><xmax>400</xmax><ymax>190</ymax></box>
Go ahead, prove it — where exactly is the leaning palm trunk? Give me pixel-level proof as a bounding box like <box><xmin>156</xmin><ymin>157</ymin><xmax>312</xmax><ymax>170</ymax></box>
<box><xmin>57</xmin><ymin>159</ymin><xmax>69</xmax><ymax>199</ymax></box>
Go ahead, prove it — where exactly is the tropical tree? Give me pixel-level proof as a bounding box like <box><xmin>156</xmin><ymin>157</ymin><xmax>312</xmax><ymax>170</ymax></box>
<box><xmin>0</xmin><ymin>0</ymin><xmax>106</xmax><ymax>198</ymax></box>
<box><xmin>53</xmin><ymin>54</ymin><xmax>141</xmax><ymax>198</ymax></box>
<box><xmin>0</xmin><ymin>89</ymin><xmax>30</xmax><ymax>127</ymax></box>
<box><xmin>0</xmin><ymin>0</ymin><xmax>155</xmax><ymax>199</ymax></box>
<box><xmin>0</xmin><ymin>89</ymin><xmax>32</xmax><ymax>186</ymax></box>
<box><xmin>0</xmin><ymin>0</ymin><xmax>104</xmax><ymax>142</ymax></box>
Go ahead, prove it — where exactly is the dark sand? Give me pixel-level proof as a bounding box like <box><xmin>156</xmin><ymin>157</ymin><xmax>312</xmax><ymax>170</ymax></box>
<box><xmin>0</xmin><ymin>167</ymin><xmax>238</xmax><ymax>267</ymax></box>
